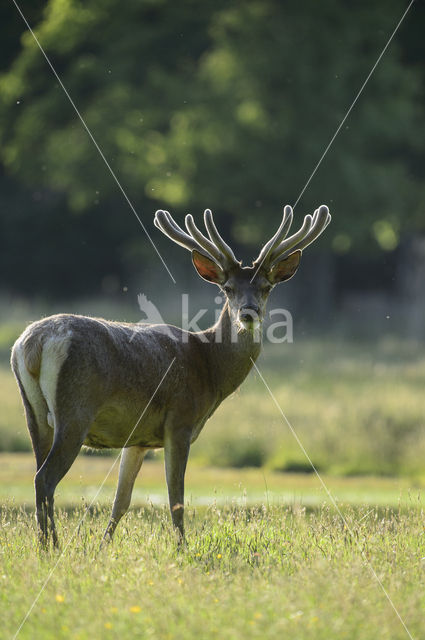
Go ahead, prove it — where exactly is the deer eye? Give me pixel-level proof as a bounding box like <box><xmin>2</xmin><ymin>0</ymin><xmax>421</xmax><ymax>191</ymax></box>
<box><xmin>223</xmin><ymin>285</ymin><xmax>233</xmax><ymax>294</ymax></box>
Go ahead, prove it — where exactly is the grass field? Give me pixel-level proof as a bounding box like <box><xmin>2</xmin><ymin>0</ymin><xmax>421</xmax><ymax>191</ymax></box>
<box><xmin>1</xmin><ymin>455</ymin><xmax>425</xmax><ymax>639</ymax></box>
<box><xmin>0</xmin><ymin>453</ymin><xmax>423</xmax><ymax>509</ymax></box>
<box><xmin>1</xmin><ymin>490</ymin><xmax>424</xmax><ymax>639</ymax></box>
<box><xmin>1</xmin><ymin>326</ymin><xmax>425</xmax><ymax>638</ymax></box>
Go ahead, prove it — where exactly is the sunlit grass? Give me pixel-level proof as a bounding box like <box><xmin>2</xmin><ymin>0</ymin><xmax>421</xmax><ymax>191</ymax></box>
<box><xmin>191</xmin><ymin>338</ymin><xmax>425</xmax><ymax>477</ymax></box>
<box><xmin>1</xmin><ymin>502</ymin><xmax>424</xmax><ymax>640</ymax></box>
<box><xmin>2</xmin><ymin>326</ymin><xmax>425</xmax><ymax>638</ymax></box>
<box><xmin>0</xmin><ymin>453</ymin><xmax>423</xmax><ymax>511</ymax></box>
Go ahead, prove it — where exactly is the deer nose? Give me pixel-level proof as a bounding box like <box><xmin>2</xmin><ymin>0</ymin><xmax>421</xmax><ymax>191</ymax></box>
<box><xmin>239</xmin><ymin>305</ymin><xmax>260</xmax><ymax>323</ymax></box>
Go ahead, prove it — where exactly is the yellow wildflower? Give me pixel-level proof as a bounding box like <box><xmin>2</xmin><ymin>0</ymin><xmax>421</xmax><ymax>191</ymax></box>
<box><xmin>130</xmin><ymin>605</ymin><xmax>141</xmax><ymax>613</ymax></box>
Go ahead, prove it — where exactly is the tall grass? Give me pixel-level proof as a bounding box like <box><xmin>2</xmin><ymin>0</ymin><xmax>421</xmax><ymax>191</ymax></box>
<box><xmin>1</xmin><ymin>318</ymin><xmax>425</xmax><ymax>639</ymax></box>
<box><xmin>1</xmin><ymin>502</ymin><xmax>424</xmax><ymax>640</ymax></box>
<box><xmin>192</xmin><ymin>338</ymin><xmax>425</xmax><ymax>477</ymax></box>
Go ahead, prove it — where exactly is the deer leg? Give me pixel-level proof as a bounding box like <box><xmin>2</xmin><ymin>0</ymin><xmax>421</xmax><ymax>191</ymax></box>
<box><xmin>164</xmin><ymin>428</ymin><xmax>191</xmax><ymax>541</ymax></box>
<box><xmin>103</xmin><ymin>446</ymin><xmax>148</xmax><ymax>541</ymax></box>
<box><xmin>35</xmin><ymin>428</ymin><xmax>85</xmax><ymax>547</ymax></box>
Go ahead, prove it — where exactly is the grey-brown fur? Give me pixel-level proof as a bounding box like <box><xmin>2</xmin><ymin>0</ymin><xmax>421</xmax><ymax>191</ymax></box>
<box><xmin>11</xmin><ymin>205</ymin><xmax>331</xmax><ymax>545</ymax></box>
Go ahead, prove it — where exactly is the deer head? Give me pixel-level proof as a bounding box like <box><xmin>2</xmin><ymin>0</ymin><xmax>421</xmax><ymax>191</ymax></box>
<box><xmin>154</xmin><ymin>205</ymin><xmax>331</xmax><ymax>331</ymax></box>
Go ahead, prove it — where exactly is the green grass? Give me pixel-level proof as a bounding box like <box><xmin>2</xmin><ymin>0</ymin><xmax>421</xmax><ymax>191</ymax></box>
<box><xmin>2</xmin><ymin>325</ymin><xmax>425</xmax><ymax>639</ymax></box>
<box><xmin>1</xmin><ymin>499</ymin><xmax>424</xmax><ymax>640</ymax></box>
<box><xmin>1</xmin><ymin>455</ymin><xmax>424</xmax><ymax>639</ymax></box>
<box><xmin>0</xmin><ymin>453</ymin><xmax>423</xmax><ymax>509</ymax></box>
<box><xmin>190</xmin><ymin>337</ymin><xmax>425</xmax><ymax>477</ymax></box>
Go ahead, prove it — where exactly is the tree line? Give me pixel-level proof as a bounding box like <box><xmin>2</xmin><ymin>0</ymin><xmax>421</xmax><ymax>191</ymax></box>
<box><xmin>0</xmin><ymin>0</ymin><xmax>423</xmax><ymax>297</ymax></box>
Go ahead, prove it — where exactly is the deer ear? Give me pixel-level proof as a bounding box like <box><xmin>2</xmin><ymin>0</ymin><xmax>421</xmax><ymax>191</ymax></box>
<box><xmin>192</xmin><ymin>250</ymin><xmax>226</xmax><ymax>284</ymax></box>
<box><xmin>268</xmin><ymin>250</ymin><xmax>302</xmax><ymax>284</ymax></box>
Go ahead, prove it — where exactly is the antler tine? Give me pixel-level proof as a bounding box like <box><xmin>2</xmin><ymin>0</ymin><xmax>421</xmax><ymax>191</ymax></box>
<box><xmin>204</xmin><ymin>209</ymin><xmax>239</xmax><ymax>266</ymax></box>
<box><xmin>253</xmin><ymin>205</ymin><xmax>294</xmax><ymax>267</ymax></box>
<box><xmin>154</xmin><ymin>210</ymin><xmax>212</xmax><ymax>258</ymax></box>
<box><xmin>287</xmin><ymin>205</ymin><xmax>331</xmax><ymax>254</ymax></box>
<box><xmin>265</xmin><ymin>214</ymin><xmax>313</xmax><ymax>264</ymax></box>
<box><xmin>155</xmin><ymin>209</ymin><xmax>238</xmax><ymax>267</ymax></box>
<box><xmin>184</xmin><ymin>214</ymin><xmax>223</xmax><ymax>263</ymax></box>
<box><xmin>269</xmin><ymin>205</ymin><xmax>331</xmax><ymax>265</ymax></box>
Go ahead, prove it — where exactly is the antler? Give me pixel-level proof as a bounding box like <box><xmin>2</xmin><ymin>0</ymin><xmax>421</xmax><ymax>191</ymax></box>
<box><xmin>253</xmin><ymin>205</ymin><xmax>331</xmax><ymax>270</ymax></box>
<box><xmin>154</xmin><ymin>209</ymin><xmax>239</xmax><ymax>270</ymax></box>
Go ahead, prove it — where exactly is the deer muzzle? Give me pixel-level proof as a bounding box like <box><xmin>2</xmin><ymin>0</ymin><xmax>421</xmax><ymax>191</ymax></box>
<box><xmin>238</xmin><ymin>305</ymin><xmax>261</xmax><ymax>329</ymax></box>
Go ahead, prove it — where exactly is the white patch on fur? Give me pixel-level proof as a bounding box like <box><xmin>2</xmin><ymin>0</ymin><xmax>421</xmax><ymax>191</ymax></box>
<box><xmin>39</xmin><ymin>334</ymin><xmax>72</xmax><ymax>429</ymax></box>
<box><xmin>15</xmin><ymin>342</ymin><xmax>50</xmax><ymax>435</ymax></box>
<box><xmin>238</xmin><ymin>318</ymin><xmax>260</xmax><ymax>332</ymax></box>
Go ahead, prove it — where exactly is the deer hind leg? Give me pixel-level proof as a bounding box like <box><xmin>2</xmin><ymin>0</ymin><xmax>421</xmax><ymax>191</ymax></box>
<box><xmin>103</xmin><ymin>446</ymin><xmax>148</xmax><ymax>542</ymax></box>
<box><xmin>32</xmin><ymin>332</ymin><xmax>91</xmax><ymax>547</ymax></box>
<box><xmin>35</xmin><ymin>425</ymin><xmax>87</xmax><ymax>547</ymax></box>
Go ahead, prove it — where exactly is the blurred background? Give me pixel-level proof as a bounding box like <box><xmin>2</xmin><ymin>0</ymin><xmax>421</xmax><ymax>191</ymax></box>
<box><xmin>0</xmin><ymin>0</ymin><xmax>424</xmax><ymax>480</ymax></box>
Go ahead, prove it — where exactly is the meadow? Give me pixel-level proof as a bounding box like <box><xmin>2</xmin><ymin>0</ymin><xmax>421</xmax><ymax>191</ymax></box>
<box><xmin>1</xmin><ymin>494</ymin><xmax>424</xmax><ymax>640</ymax></box>
<box><xmin>1</xmin><ymin>317</ymin><xmax>425</xmax><ymax>639</ymax></box>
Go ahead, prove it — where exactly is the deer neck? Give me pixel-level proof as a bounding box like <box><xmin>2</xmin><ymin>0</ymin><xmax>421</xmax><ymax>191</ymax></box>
<box><xmin>202</xmin><ymin>301</ymin><xmax>262</xmax><ymax>399</ymax></box>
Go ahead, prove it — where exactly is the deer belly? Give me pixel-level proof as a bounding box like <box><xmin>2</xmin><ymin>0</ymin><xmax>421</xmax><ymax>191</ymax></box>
<box><xmin>84</xmin><ymin>402</ymin><xmax>165</xmax><ymax>449</ymax></box>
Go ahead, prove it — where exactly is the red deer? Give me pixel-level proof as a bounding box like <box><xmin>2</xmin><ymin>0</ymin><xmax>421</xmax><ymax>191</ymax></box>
<box><xmin>11</xmin><ymin>205</ymin><xmax>331</xmax><ymax>545</ymax></box>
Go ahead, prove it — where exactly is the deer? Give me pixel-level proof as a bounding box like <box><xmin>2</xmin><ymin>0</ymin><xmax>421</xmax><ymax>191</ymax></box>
<box><xmin>11</xmin><ymin>204</ymin><xmax>331</xmax><ymax>546</ymax></box>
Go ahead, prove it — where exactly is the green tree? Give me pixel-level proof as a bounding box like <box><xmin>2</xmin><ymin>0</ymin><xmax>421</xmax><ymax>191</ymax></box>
<box><xmin>0</xmin><ymin>0</ymin><xmax>423</xmax><ymax>295</ymax></box>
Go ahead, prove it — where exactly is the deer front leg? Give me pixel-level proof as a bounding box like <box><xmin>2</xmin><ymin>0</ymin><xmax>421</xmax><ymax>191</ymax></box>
<box><xmin>164</xmin><ymin>427</ymin><xmax>191</xmax><ymax>541</ymax></box>
<box><xmin>103</xmin><ymin>446</ymin><xmax>148</xmax><ymax>541</ymax></box>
